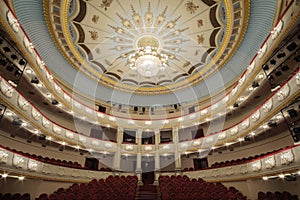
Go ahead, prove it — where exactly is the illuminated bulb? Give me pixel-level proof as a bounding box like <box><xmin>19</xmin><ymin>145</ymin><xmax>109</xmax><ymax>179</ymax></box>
<box><xmin>97</xmin><ymin>113</ymin><xmax>104</xmax><ymax>118</ymax></box>
<box><xmin>239</xmin><ymin>97</ymin><xmax>245</xmax><ymax>101</ymax></box>
<box><xmin>109</xmin><ymin>116</ymin><xmax>116</xmax><ymax>121</ymax></box>
<box><xmin>2</xmin><ymin>173</ymin><xmax>8</xmax><ymax>178</ymax></box>
<box><xmin>248</xmin><ymin>87</ymin><xmax>254</xmax><ymax>91</ymax></box>
<box><xmin>18</xmin><ymin>176</ymin><xmax>25</xmax><ymax>181</ymax></box>
<box><xmin>75</xmin><ymin>146</ymin><xmax>80</xmax><ymax>149</ymax></box>
<box><xmin>298</xmin><ymin>171</ymin><xmax>300</xmax><ymax>175</ymax></box>
<box><xmin>145</xmin><ymin>121</ymin><xmax>152</xmax><ymax>125</ymax></box>
<box><xmin>189</xmin><ymin>114</ymin><xmax>196</xmax><ymax>119</ymax></box>
<box><xmin>238</xmin><ymin>138</ymin><xmax>244</xmax><ymax>142</ymax></box>
<box><xmin>258</xmin><ymin>74</ymin><xmax>264</xmax><ymax>79</ymax></box>
<box><xmin>61</xmin><ymin>141</ymin><xmax>66</xmax><ymax>146</ymax></box>
<box><xmin>250</xmin><ymin>132</ymin><xmax>256</xmax><ymax>136</ymax></box>
<box><xmin>6</xmin><ymin>112</ymin><xmax>12</xmax><ymax>116</ymax></box>
<box><xmin>278</xmin><ymin>174</ymin><xmax>285</xmax><ymax>179</ymax></box>
<box><xmin>163</xmin><ymin>120</ymin><xmax>169</xmax><ymax>124</ymax></box>
<box><xmin>262</xmin><ymin>176</ymin><xmax>268</xmax><ymax>181</ymax></box>
<box><xmin>128</xmin><ymin>120</ymin><xmax>135</xmax><ymax>124</ymax></box>
<box><xmin>178</xmin><ymin>117</ymin><xmax>183</xmax><ymax>122</ymax></box>
<box><xmin>46</xmin><ymin>136</ymin><xmax>52</xmax><ymax>141</ymax></box>
<box><xmin>25</xmin><ymin>69</ymin><xmax>32</xmax><ymax>74</ymax></box>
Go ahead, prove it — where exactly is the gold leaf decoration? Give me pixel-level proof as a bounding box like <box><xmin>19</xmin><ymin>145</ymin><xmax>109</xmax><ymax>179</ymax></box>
<box><xmin>89</xmin><ymin>31</ymin><xmax>98</xmax><ymax>40</ymax></box>
<box><xmin>185</xmin><ymin>1</ymin><xmax>199</xmax><ymax>14</ymax></box>
<box><xmin>100</xmin><ymin>0</ymin><xmax>113</xmax><ymax>11</ymax></box>
<box><xmin>197</xmin><ymin>34</ymin><xmax>204</xmax><ymax>44</ymax></box>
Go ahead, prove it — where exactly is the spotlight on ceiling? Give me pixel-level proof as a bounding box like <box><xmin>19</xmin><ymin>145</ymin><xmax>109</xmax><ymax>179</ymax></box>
<box><xmin>12</xmin><ymin>119</ymin><xmax>22</xmax><ymax>126</ymax></box>
<box><xmin>252</xmin><ymin>81</ymin><xmax>260</xmax><ymax>88</ymax></box>
<box><xmin>51</xmin><ymin>99</ymin><xmax>59</xmax><ymax>105</ymax></box>
<box><xmin>31</xmin><ymin>77</ymin><xmax>39</xmax><ymax>84</ymax></box>
<box><xmin>262</xmin><ymin>64</ymin><xmax>269</xmax><ymax>71</ymax></box>
<box><xmin>287</xmin><ymin>109</ymin><xmax>298</xmax><ymax>118</ymax></box>
<box><xmin>233</xmin><ymin>103</ymin><xmax>239</xmax><ymax>108</ymax></box>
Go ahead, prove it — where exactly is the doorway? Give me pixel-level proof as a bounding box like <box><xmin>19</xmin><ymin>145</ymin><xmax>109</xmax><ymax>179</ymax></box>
<box><xmin>142</xmin><ymin>160</ymin><xmax>155</xmax><ymax>185</ymax></box>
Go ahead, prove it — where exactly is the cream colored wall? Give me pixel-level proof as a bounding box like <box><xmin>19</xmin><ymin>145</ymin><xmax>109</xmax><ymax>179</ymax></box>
<box><xmin>160</xmin><ymin>156</ymin><xmax>175</xmax><ymax>171</ymax></box>
<box><xmin>0</xmin><ymin>177</ymin><xmax>73</xmax><ymax>198</ymax></box>
<box><xmin>120</xmin><ymin>156</ymin><xmax>136</xmax><ymax>172</ymax></box>
<box><xmin>181</xmin><ymin>154</ymin><xmax>197</xmax><ymax>169</ymax></box>
<box><xmin>207</xmin><ymin>130</ymin><xmax>294</xmax><ymax>166</ymax></box>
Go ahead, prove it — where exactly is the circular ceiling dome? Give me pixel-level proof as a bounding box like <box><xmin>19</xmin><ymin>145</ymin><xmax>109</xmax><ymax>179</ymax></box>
<box><xmin>13</xmin><ymin>0</ymin><xmax>279</xmax><ymax>106</ymax></box>
<box><xmin>45</xmin><ymin>0</ymin><xmax>251</xmax><ymax>95</ymax></box>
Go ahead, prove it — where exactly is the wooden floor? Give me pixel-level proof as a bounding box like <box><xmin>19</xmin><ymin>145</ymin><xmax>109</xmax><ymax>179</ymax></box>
<box><xmin>135</xmin><ymin>184</ymin><xmax>160</xmax><ymax>200</ymax></box>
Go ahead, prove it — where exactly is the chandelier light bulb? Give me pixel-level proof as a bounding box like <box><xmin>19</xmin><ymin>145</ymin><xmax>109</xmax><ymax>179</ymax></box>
<box><xmin>127</xmin><ymin>35</ymin><xmax>170</xmax><ymax>77</ymax></box>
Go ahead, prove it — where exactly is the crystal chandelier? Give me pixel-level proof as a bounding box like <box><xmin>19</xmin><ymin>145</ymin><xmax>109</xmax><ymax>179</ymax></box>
<box><xmin>128</xmin><ymin>36</ymin><xmax>169</xmax><ymax>77</ymax></box>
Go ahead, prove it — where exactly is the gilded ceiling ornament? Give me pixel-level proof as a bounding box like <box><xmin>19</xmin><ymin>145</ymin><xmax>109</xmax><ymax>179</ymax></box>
<box><xmin>197</xmin><ymin>34</ymin><xmax>205</xmax><ymax>44</ymax></box>
<box><xmin>100</xmin><ymin>0</ymin><xmax>113</xmax><ymax>11</ymax></box>
<box><xmin>117</xmin><ymin>13</ymin><xmax>134</xmax><ymax>29</ymax></box>
<box><xmin>197</xmin><ymin>19</ymin><xmax>203</xmax><ymax>28</ymax></box>
<box><xmin>88</xmin><ymin>30</ymin><xmax>98</xmax><ymax>40</ymax></box>
<box><xmin>92</xmin><ymin>15</ymin><xmax>99</xmax><ymax>24</ymax></box>
<box><xmin>96</xmin><ymin>48</ymin><xmax>101</xmax><ymax>54</ymax></box>
<box><xmin>185</xmin><ymin>1</ymin><xmax>199</xmax><ymax>14</ymax></box>
<box><xmin>144</xmin><ymin>2</ymin><xmax>153</xmax><ymax>27</ymax></box>
<box><xmin>130</xmin><ymin>5</ymin><xmax>142</xmax><ymax>26</ymax></box>
<box><xmin>155</xmin><ymin>6</ymin><xmax>167</xmax><ymax>26</ymax></box>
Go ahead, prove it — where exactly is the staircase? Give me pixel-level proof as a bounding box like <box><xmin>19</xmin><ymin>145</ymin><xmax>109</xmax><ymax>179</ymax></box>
<box><xmin>135</xmin><ymin>184</ymin><xmax>160</xmax><ymax>200</ymax></box>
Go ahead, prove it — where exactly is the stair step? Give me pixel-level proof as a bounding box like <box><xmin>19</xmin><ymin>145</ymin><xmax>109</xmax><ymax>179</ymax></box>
<box><xmin>135</xmin><ymin>185</ymin><xmax>160</xmax><ymax>200</ymax></box>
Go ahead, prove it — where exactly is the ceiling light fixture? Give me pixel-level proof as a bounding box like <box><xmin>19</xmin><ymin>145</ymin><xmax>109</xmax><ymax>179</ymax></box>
<box><xmin>128</xmin><ymin>36</ymin><xmax>171</xmax><ymax>77</ymax></box>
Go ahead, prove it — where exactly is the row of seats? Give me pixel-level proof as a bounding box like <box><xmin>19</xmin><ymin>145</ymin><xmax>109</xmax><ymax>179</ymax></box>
<box><xmin>210</xmin><ymin>148</ymin><xmax>285</xmax><ymax>168</ymax></box>
<box><xmin>1</xmin><ymin>146</ymin><xmax>82</xmax><ymax>169</ymax></box>
<box><xmin>258</xmin><ymin>191</ymin><xmax>299</xmax><ymax>200</ymax></box>
<box><xmin>158</xmin><ymin>175</ymin><xmax>247</xmax><ymax>200</ymax></box>
<box><xmin>183</xmin><ymin>147</ymin><xmax>285</xmax><ymax>171</ymax></box>
<box><xmin>37</xmin><ymin>175</ymin><xmax>138</xmax><ymax>200</ymax></box>
<box><xmin>0</xmin><ymin>193</ymin><xmax>30</xmax><ymax>200</ymax></box>
<box><xmin>1</xmin><ymin>145</ymin><xmax>114</xmax><ymax>171</ymax></box>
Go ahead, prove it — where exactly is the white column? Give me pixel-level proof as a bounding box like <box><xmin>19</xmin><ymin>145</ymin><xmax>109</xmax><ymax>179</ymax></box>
<box><xmin>154</xmin><ymin>129</ymin><xmax>160</xmax><ymax>171</ymax></box>
<box><xmin>136</xmin><ymin>130</ymin><xmax>143</xmax><ymax>185</ymax></box>
<box><xmin>113</xmin><ymin>127</ymin><xmax>123</xmax><ymax>171</ymax></box>
<box><xmin>154</xmin><ymin>129</ymin><xmax>160</xmax><ymax>185</ymax></box>
<box><xmin>173</xmin><ymin>127</ymin><xmax>182</xmax><ymax>171</ymax></box>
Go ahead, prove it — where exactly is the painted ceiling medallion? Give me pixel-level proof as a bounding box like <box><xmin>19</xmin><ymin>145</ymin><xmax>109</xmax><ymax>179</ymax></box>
<box><xmin>106</xmin><ymin>3</ymin><xmax>188</xmax><ymax>79</ymax></box>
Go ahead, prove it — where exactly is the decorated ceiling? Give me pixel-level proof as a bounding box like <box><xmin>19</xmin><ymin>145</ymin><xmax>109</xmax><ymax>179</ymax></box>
<box><xmin>46</xmin><ymin>0</ymin><xmax>249</xmax><ymax>94</ymax></box>
<box><xmin>13</xmin><ymin>0</ymin><xmax>278</xmax><ymax>105</ymax></box>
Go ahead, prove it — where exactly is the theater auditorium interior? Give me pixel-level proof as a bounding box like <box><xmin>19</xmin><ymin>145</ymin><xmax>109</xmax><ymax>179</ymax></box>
<box><xmin>0</xmin><ymin>0</ymin><xmax>300</xmax><ymax>199</ymax></box>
